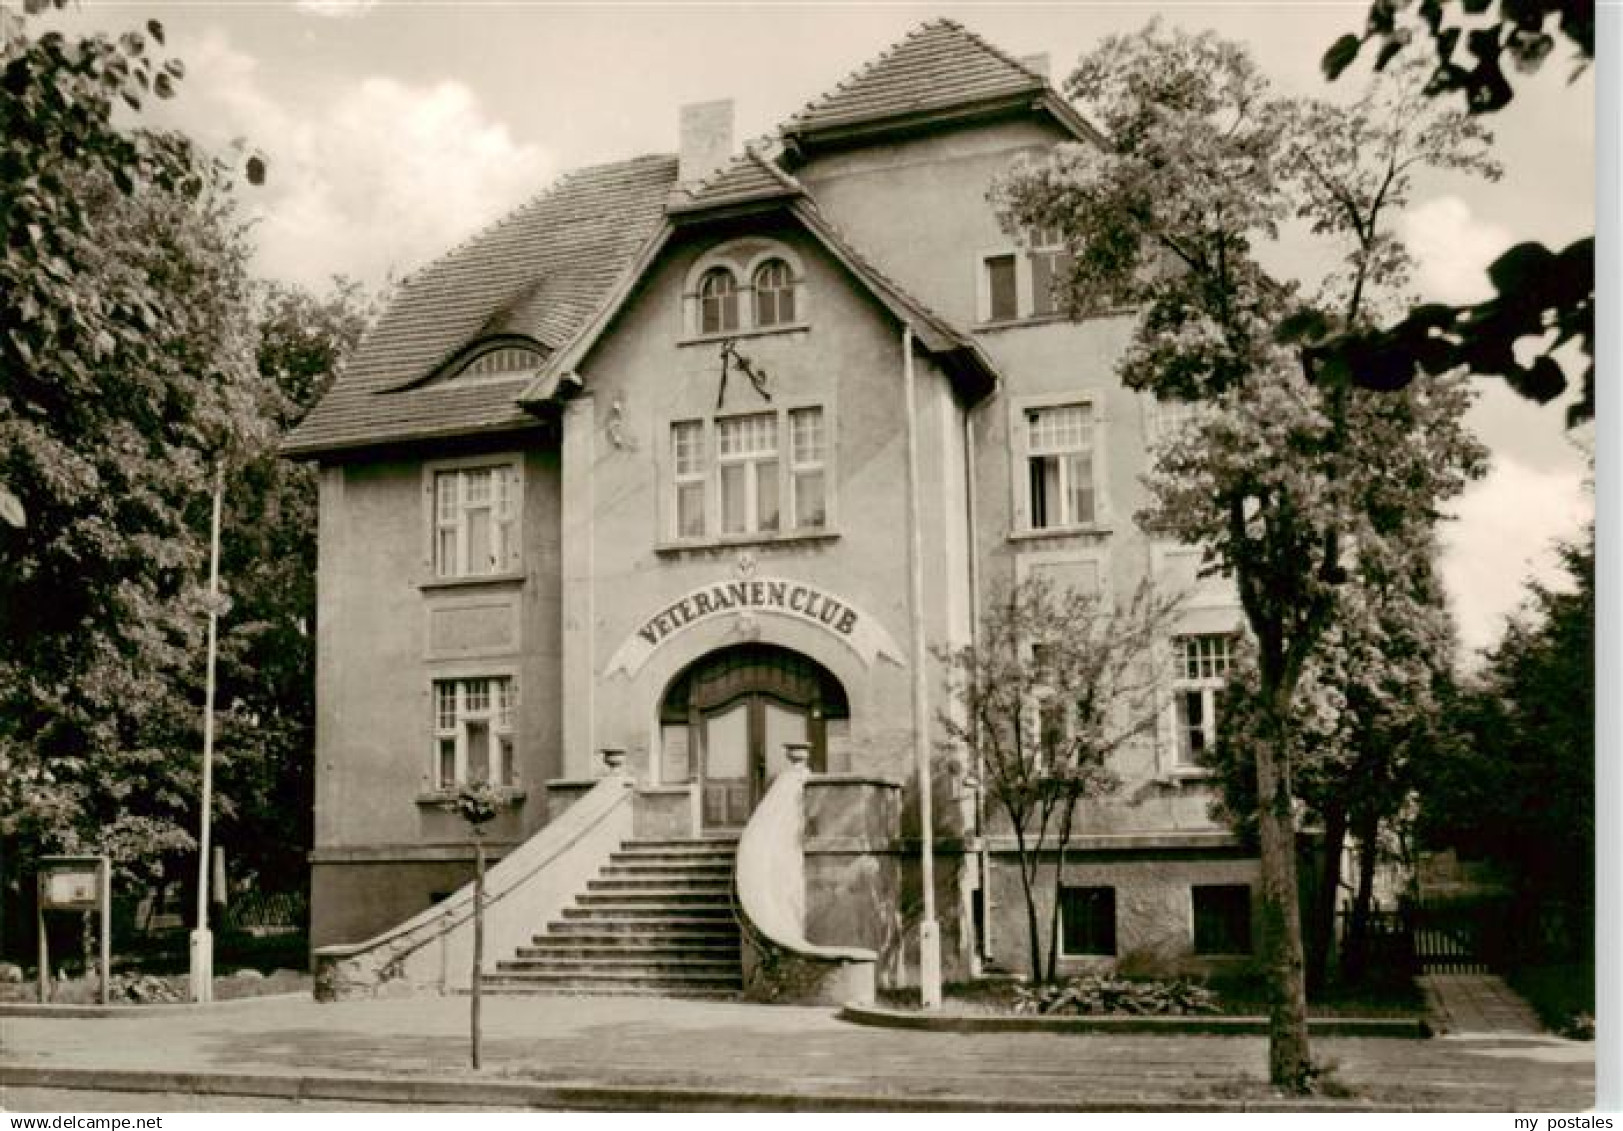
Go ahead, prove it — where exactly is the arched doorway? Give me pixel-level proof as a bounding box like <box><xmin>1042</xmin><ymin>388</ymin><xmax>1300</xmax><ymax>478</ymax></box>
<box><xmin>660</xmin><ymin>643</ymin><xmax>850</xmax><ymax>831</ymax></box>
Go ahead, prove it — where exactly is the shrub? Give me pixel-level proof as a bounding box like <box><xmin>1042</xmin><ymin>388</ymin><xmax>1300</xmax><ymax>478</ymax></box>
<box><xmin>1013</xmin><ymin>974</ymin><xmax>1221</xmax><ymax>1016</ymax></box>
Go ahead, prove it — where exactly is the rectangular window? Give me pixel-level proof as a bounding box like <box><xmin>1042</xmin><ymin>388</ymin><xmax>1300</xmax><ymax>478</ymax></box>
<box><xmin>671</xmin><ymin>420</ymin><xmax>706</xmax><ymax>538</ymax></box>
<box><xmin>1173</xmin><ymin>634</ymin><xmax>1233</xmax><ymax>766</ymax></box>
<box><xmin>433</xmin><ymin>464</ymin><xmax>519</xmax><ymax>579</ymax></box>
<box><xmin>433</xmin><ymin>676</ymin><xmax>516</xmax><ymax>789</ymax></box>
<box><xmin>789</xmin><ymin>406</ymin><xmax>826</xmax><ymax>529</ymax></box>
<box><xmin>669</xmin><ymin>407</ymin><xmax>829</xmax><ymax>541</ymax></box>
<box><xmin>1192</xmin><ymin>884</ymin><xmax>1253</xmax><ymax>954</ymax></box>
<box><xmin>985</xmin><ymin>253</ymin><xmax>1018</xmax><ymax>322</ymax></box>
<box><xmin>1026</xmin><ymin>403</ymin><xmax>1095</xmax><ymax>529</ymax></box>
<box><xmin>1060</xmin><ymin>886</ymin><xmax>1118</xmax><ymax>956</ymax></box>
<box><xmin>717</xmin><ymin>412</ymin><xmax>779</xmax><ymax>536</ymax></box>
<box><xmin>1028</xmin><ymin>226</ymin><xmax>1075</xmax><ymax>318</ymax></box>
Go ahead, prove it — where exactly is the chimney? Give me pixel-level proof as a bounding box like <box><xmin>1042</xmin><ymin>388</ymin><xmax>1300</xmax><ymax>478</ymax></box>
<box><xmin>1019</xmin><ymin>53</ymin><xmax>1050</xmax><ymax>83</ymax></box>
<box><xmin>678</xmin><ymin>99</ymin><xmax>734</xmax><ymax>185</ymax></box>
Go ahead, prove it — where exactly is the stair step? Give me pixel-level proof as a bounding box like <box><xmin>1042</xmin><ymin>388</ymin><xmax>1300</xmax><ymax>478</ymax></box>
<box><xmin>575</xmin><ymin>890</ymin><xmax>731</xmax><ymax>906</ymax></box>
<box><xmin>483</xmin><ymin>979</ymin><xmax>740</xmax><ymax>999</ymax></box>
<box><xmin>560</xmin><ymin>905</ymin><xmax>735</xmax><ymax>921</ymax></box>
<box><xmin>486</xmin><ymin>968</ymin><xmax>741</xmax><ymax>987</ymax></box>
<box><xmin>601</xmin><ymin>862</ymin><xmax>734</xmax><ymax>877</ymax></box>
<box><xmin>540</xmin><ymin>920</ymin><xmax>737</xmax><ymax>939</ymax></box>
<box><xmin>515</xmin><ymin>942</ymin><xmax>740</xmax><ymax>960</ymax></box>
<box><xmin>587</xmin><ymin>877</ymin><xmax>731</xmax><ymax>893</ymax></box>
<box><xmin>497</xmin><ymin>956</ymin><xmax>740</xmax><ymax>976</ymax></box>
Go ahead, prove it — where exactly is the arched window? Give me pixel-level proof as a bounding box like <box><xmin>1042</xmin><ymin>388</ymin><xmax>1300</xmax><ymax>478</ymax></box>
<box><xmin>752</xmin><ymin>258</ymin><xmax>796</xmax><ymax>327</ymax></box>
<box><xmin>699</xmin><ymin>267</ymin><xmax>740</xmax><ymax>335</ymax></box>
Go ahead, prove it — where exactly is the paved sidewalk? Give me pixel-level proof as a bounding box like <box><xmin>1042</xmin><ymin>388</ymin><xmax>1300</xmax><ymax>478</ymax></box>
<box><xmin>0</xmin><ymin>994</ymin><xmax>1595</xmax><ymax>1111</ymax></box>
<box><xmin>1420</xmin><ymin>974</ymin><xmax>1547</xmax><ymax>1036</ymax></box>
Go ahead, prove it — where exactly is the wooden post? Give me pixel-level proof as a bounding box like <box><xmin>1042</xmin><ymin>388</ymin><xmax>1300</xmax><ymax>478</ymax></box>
<box><xmin>99</xmin><ymin>857</ymin><xmax>111</xmax><ymax>1006</ymax></box>
<box><xmin>35</xmin><ymin>874</ymin><xmax>48</xmax><ymax>1005</ymax></box>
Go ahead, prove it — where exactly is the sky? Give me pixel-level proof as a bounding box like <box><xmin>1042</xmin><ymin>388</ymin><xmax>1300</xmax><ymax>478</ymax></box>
<box><xmin>51</xmin><ymin>0</ymin><xmax>1598</xmax><ymax>662</ymax></box>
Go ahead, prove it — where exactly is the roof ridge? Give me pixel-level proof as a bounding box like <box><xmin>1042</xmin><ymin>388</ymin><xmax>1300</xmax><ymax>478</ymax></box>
<box><xmin>781</xmin><ymin>18</ymin><xmax>1045</xmax><ymax>138</ymax></box>
<box><xmin>398</xmin><ymin>152</ymin><xmax>677</xmax><ymax>289</ymax></box>
<box><xmin>785</xmin><ymin>20</ymin><xmax>935</xmax><ymax>127</ymax></box>
<box><xmin>952</xmin><ymin>19</ymin><xmax>1051</xmax><ymax>86</ymax></box>
<box><xmin>743</xmin><ymin>140</ymin><xmax>804</xmax><ymax>194</ymax></box>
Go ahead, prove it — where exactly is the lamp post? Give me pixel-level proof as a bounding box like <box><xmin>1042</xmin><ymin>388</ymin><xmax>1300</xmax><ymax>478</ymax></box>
<box><xmin>190</xmin><ymin>462</ymin><xmax>224</xmax><ymax>1003</ymax></box>
<box><xmin>901</xmin><ymin>325</ymin><xmax>941</xmax><ymax>1009</ymax></box>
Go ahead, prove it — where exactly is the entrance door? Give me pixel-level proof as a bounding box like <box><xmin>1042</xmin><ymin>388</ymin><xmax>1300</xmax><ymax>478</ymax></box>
<box><xmin>700</xmin><ymin>695</ymin><xmax>808</xmax><ymax>830</ymax></box>
<box><xmin>661</xmin><ymin>644</ymin><xmax>849</xmax><ymax>832</ymax></box>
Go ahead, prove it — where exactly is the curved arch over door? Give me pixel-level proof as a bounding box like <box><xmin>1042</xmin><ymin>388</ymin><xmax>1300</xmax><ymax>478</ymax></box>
<box><xmin>660</xmin><ymin>644</ymin><xmax>849</xmax><ymax>831</ymax></box>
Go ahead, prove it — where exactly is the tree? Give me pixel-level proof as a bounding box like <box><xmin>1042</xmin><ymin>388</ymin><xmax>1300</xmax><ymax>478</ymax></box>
<box><xmin>1205</xmin><ymin>531</ymin><xmax>1459</xmax><ymax>989</ymax></box>
<box><xmin>208</xmin><ymin>280</ymin><xmax>374</xmax><ymax>893</ymax></box>
<box><xmin>1414</xmin><ymin>529</ymin><xmax>1594</xmax><ymax>962</ymax></box>
<box><xmin>1319</xmin><ymin>0</ymin><xmax>1594</xmax><ymax>424</ymax></box>
<box><xmin>936</xmin><ymin>576</ymin><xmax>1177</xmax><ymax>983</ymax></box>
<box><xmin>994</xmin><ymin>26</ymin><xmax>1488</xmax><ymax>1089</ymax></box>
<box><xmin>0</xmin><ymin>5</ymin><xmax>265</xmax><ymax>895</ymax></box>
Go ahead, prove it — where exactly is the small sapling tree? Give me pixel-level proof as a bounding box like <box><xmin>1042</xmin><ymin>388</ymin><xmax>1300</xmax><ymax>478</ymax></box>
<box><xmin>937</xmin><ymin>576</ymin><xmax>1177</xmax><ymax>983</ymax></box>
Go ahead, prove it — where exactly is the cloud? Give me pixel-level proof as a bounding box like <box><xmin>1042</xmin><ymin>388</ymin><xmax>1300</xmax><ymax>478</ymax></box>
<box><xmin>293</xmin><ymin>0</ymin><xmax>380</xmax><ymax>18</ymax></box>
<box><xmin>1399</xmin><ymin>196</ymin><xmax>1513</xmax><ymax>305</ymax></box>
<box><xmin>155</xmin><ymin>30</ymin><xmax>553</xmax><ymax>290</ymax></box>
<box><xmin>1439</xmin><ymin>455</ymin><xmax>1591</xmax><ymax>662</ymax></box>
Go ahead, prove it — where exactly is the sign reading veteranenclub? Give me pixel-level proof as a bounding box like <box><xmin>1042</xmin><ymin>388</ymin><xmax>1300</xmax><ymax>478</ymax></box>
<box><xmin>605</xmin><ymin>575</ymin><xmax>904</xmax><ymax>677</ymax></box>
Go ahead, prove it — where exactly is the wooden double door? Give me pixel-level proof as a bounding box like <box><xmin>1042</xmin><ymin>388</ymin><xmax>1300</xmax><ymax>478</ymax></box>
<box><xmin>661</xmin><ymin>644</ymin><xmax>848</xmax><ymax>831</ymax></box>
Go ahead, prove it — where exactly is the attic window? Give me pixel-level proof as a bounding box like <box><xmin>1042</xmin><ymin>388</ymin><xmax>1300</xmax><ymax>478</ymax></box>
<box><xmin>448</xmin><ymin>344</ymin><xmax>545</xmax><ymax>384</ymax></box>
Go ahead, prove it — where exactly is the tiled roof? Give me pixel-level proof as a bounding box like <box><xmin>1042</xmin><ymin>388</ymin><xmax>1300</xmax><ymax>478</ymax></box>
<box><xmin>668</xmin><ymin>144</ymin><xmax>804</xmax><ymax>214</ymax></box>
<box><xmin>283</xmin><ymin>153</ymin><xmax>679</xmax><ymax>458</ymax></box>
<box><xmin>782</xmin><ymin>19</ymin><xmax>1046</xmax><ymax>138</ymax></box>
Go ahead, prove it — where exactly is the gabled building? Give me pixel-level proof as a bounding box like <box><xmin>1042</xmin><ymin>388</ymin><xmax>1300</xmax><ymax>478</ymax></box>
<box><xmin>287</xmin><ymin>19</ymin><xmax>1260</xmax><ymax>999</ymax></box>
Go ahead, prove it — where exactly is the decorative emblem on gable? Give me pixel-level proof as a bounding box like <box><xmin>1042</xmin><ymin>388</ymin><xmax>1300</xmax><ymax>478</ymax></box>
<box><xmin>716</xmin><ymin>338</ymin><xmax>771</xmax><ymax>410</ymax></box>
<box><xmin>604</xmin><ymin>563</ymin><xmax>904</xmax><ymax>677</ymax></box>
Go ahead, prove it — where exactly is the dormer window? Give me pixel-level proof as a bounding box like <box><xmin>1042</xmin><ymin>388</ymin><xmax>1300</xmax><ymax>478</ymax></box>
<box><xmin>699</xmin><ymin>268</ymin><xmax>740</xmax><ymax>335</ymax></box>
<box><xmin>752</xmin><ymin>259</ymin><xmax>797</xmax><ymax>327</ymax></box>
<box><xmin>413</xmin><ymin>339</ymin><xmax>547</xmax><ymax>390</ymax></box>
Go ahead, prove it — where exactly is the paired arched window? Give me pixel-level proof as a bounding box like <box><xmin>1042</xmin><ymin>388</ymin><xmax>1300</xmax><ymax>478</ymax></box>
<box><xmin>752</xmin><ymin>258</ymin><xmax>796</xmax><ymax>327</ymax></box>
<box><xmin>699</xmin><ymin>268</ymin><xmax>740</xmax><ymax>335</ymax></box>
<box><xmin>687</xmin><ymin>244</ymin><xmax>805</xmax><ymax>337</ymax></box>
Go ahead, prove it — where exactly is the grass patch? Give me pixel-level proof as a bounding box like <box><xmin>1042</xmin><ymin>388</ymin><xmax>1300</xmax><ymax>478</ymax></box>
<box><xmin>1506</xmin><ymin>962</ymin><xmax>1594</xmax><ymax>1039</ymax></box>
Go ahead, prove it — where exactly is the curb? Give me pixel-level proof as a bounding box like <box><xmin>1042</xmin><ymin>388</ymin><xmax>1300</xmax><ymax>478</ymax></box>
<box><xmin>838</xmin><ymin>1004</ymin><xmax>1431</xmax><ymax>1039</ymax></box>
<box><xmin>0</xmin><ymin>1065</ymin><xmax>1465</xmax><ymax>1112</ymax></box>
<box><xmin>0</xmin><ymin>994</ymin><xmax>308</xmax><ymax>1019</ymax></box>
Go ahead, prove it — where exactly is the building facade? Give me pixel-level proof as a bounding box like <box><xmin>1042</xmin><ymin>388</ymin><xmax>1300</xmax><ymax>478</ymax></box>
<box><xmin>286</xmin><ymin>19</ymin><xmax>1260</xmax><ymax>991</ymax></box>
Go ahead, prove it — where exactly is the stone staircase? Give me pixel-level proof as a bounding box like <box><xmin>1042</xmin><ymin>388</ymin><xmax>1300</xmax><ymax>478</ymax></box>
<box><xmin>486</xmin><ymin>837</ymin><xmax>743</xmax><ymax>998</ymax></box>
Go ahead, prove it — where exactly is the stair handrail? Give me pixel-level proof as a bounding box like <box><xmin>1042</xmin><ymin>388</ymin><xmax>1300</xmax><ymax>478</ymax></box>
<box><xmin>313</xmin><ymin>769</ymin><xmax>634</xmax><ymax>1000</ymax></box>
<box><xmin>734</xmin><ymin>745</ymin><xmax>876</xmax><ymax>1003</ymax></box>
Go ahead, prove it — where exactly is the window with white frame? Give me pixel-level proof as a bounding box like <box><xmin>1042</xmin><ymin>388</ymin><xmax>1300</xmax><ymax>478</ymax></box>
<box><xmin>788</xmin><ymin>406</ymin><xmax>826</xmax><ymax>529</ymax></box>
<box><xmin>667</xmin><ymin>406</ymin><xmax>829</xmax><ymax>542</ymax></box>
<box><xmin>752</xmin><ymin>258</ymin><xmax>797</xmax><ymax>328</ymax></box>
<box><xmin>1028</xmin><ymin>226</ymin><xmax>1075</xmax><ymax>318</ymax></box>
<box><xmin>433</xmin><ymin>464</ymin><xmax>520</xmax><ymax>579</ymax></box>
<box><xmin>1173</xmin><ymin>633</ymin><xmax>1233</xmax><ymax>766</ymax></box>
<box><xmin>717</xmin><ymin>412</ymin><xmax>779</xmax><ymax>535</ymax></box>
<box><xmin>434</xmin><ymin>676</ymin><xmax>516</xmax><ymax>789</ymax></box>
<box><xmin>698</xmin><ymin>267</ymin><xmax>740</xmax><ymax>335</ymax></box>
<box><xmin>1026</xmin><ymin>403</ymin><xmax>1097</xmax><ymax>529</ymax></box>
<box><xmin>671</xmin><ymin>420</ymin><xmax>707</xmax><ymax>538</ymax></box>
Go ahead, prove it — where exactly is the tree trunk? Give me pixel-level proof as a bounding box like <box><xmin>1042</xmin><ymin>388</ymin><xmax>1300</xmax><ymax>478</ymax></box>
<box><xmin>1045</xmin><ymin>794</ymin><xmax>1078</xmax><ymax>985</ymax></box>
<box><xmin>1308</xmin><ymin>800</ymin><xmax>1346</xmax><ymax>996</ymax></box>
<box><xmin>1255</xmin><ymin>703</ymin><xmax>1313</xmax><ymax>1092</ymax></box>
